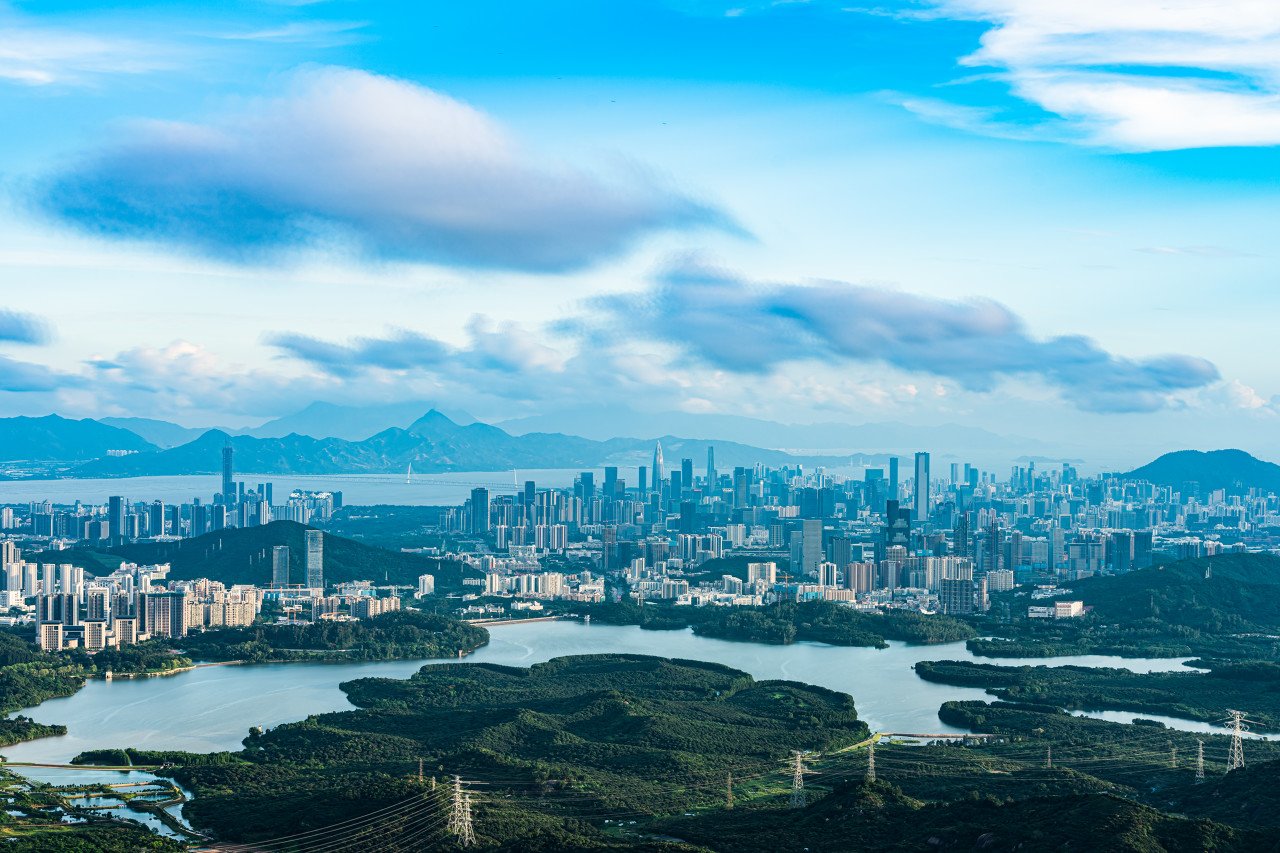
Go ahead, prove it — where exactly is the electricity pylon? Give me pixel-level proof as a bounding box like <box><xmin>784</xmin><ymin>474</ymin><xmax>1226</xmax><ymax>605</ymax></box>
<box><xmin>1196</xmin><ymin>740</ymin><xmax>1205</xmax><ymax>783</ymax></box>
<box><xmin>1227</xmin><ymin>710</ymin><xmax>1249</xmax><ymax>772</ymax></box>
<box><xmin>448</xmin><ymin>775</ymin><xmax>476</xmax><ymax>847</ymax></box>
<box><xmin>867</xmin><ymin>741</ymin><xmax>876</xmax><ymax>783</ymax></box>
<box><xmin>726</xmin><ymin>773</ymin><xmax>734</xmax><ymax>810</ymax></box>
<box><xmin>790</xmin><ymin>751</ymin><xmax>807</xmax><ymax>809</ymax></box>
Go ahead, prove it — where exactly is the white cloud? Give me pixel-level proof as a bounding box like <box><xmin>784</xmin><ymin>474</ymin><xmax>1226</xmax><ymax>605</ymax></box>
<box><xmin>921</xmin><ymin>0</ymin><xmax>1280</xmax><ymax>150</ymax></box>
<box><xmin>0</xmin><ymin>12</ymin><xmax>176</xmax><ymax>85</ymax></box>
<box><xmin>42</xmin><ymin>67</ymin><xmax>734</xmax><ymax>271</ymax></box>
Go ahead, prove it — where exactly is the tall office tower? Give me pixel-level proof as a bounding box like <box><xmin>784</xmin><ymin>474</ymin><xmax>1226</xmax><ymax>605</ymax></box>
<box><xmin>107</xmin><ymin>495</ymin><xmax>126</xmax><ymax>543</ymax></box>
<box><xmin>604</xmin><ymin>467</ymin><xmax>618</xmax><ymax>501</ymax></box>
<box><xmin>889</xmin><ymin>456</ymin><xmax>899</xmax><ymax>497</ymax></box>
<box><xmin>579</xmin><ymin>472</ymin><xmax>595</xmax><ymax>503</ymax></box>
<box><xmin>221</xmin><ymin>443</ymin><xmax>235</xmax><ymax>504</ymax></box>
<box><xmin>801</xmin><ymin>518</ymin><xmax>824</xmax><ymax>578</ymax></box>
<box><xmin>637</xmin><ymin>465</ymin><xmax>648</xmax><ymax>497</ymax></box>
<box><xmin>523</xmin><ymin>481</ymin><xmax>536</xmax><ymax>519</ymax></box>
<box><xmin>706</xmin><ymin>446</ymin><xmax>716</xmax><ymax>490</ymax></box>
<box><xmin>271</xmin><ymin>545</ymin><xmax>290</xmax><ymax>587</ymax></box>
<box><xmin>305</xmin><ymin>529</ymin><xmax>324</xmax><ymax>590</ymax></box>
<box><xmin>669</xmin><ymin>470</ymin><xmax>683</xmax><ymax>499</ymax></box>
<box><xmin>914</xmin><ymin>452</ymin><xmax>931</xmax><ymax>524</ymax></box>
<box><xmin>149</xmin><ymin>500</ymin><xmax>165</xmax><ymax>536</ymax></box>
<box><xmin>469</xmin><ymin>487</ymin><xmax>491</xmax><ymax>534</ymax></box>
<box><xmin>652</xmin><ymin>441</ymin><xmax>665</xmax><ymax>498</ymax></box>
<box><xmin>681</xmin><ymin>458</ymin><xmax>694</xmax><ymax>493</ymax></box>
<box><xmin>949</xmin><ymin>463</ymin><xmax>959</xmax><ymax>485</ymax></box>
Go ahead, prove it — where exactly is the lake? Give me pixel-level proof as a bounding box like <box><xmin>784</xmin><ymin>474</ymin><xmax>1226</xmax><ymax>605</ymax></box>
<box><xmin>3</xmin><ymin>620</ymin><xmax>1210</xmax><ymax>768</ymax></box>
<box><xmin>3</xmin><ymin>620</ymin><xmax>1250</xmax><ymax>840</ymax></box>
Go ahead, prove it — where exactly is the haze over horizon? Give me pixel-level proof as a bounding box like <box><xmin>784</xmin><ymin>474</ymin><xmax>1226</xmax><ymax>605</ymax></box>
<box><xmin>3</xmin><ymin>0</ymin><xmax>1279</xmax><ymax>462</ymax></box>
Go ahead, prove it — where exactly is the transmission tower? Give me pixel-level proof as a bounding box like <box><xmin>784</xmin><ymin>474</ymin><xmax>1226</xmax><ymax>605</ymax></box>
<box><xmin>790</xmin><ymin>751</ymin><xmax>807</xmax><ymax>809</ymax></box>
<box><xmin>448</xmin><ymin>775</ymin><xmax>476</xmax><ymax>847</ymax></box>
<box><xmin>867</xmin><ymin>741</ymin><xmax>876</xmax><ymax>782</ymax></box>
<box><xmin>1169</xmin><ymin>742</ymin><xmax>1177</xmax><ymax>769</ymax></box>
<box><xmin>726</xmin><ymin>773</ymin><xmax>734</xmax><ymax>810</ymax></box>
<box><xmin>1045</xmin><ymin>746</ymin><xmax>1052</xmax><ymax>769</ymax></box>
<box><xmin>1196</xmin><ymin>740</ymin><xmax>1205</xmax><ymax>782</ymax></box>
<box><xmin>1227</xmin><ymin>710</ymin><xmax>1248</xmax><ymax>772</ymax></box>
<box><xmin>418</xmin><ymin>758</ymin><xmax>424</xmax><ymax>783</ymax></box>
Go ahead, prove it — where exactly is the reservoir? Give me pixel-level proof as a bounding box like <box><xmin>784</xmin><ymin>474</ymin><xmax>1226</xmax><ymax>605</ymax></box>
<box><xmin>4</xmin><ymin>620</ymin><xmax>1205</xmax><ymax>768</ymax></box>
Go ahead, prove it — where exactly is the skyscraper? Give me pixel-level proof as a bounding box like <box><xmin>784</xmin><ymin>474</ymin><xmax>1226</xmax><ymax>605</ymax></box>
<box><xmin>681</xmin><ymin>458</ymin><xmax>694</xmax><ymax>493</ymax></box>
<box><xmin>305</xmin><ymin>529</ymin><xmax>324</xmax><ymax>590</ymax></box>
<box><xmin>107</xmin><ymin>495</ymin><xmax>126</xmax><ymax>543</ymax></box>
<box><xmin>706</xmin><ymin>446</ymin><xmax>716</xmax><ymax>491</ymax></box>
<box><xmin>221</xmin><ymin>443</ymin><xmax>235</xmax><ymax>505</ymax></box>
<box><xmin>652</xmin><ymin>441</ymin><xmax>665</xmax><ymax>498</ymax></box>
<box><xmin>272</xmin><ymin>545</ymin><xmax>290</xmax><ymax>587</ymax></box>
<box><xmin>470</xmin><ymin>487</ymin><xmax>491</xmax><ymax>534</ymax></box>
<box><xmin>914</xmin><ymin>451</ymin><xmax>931</xmax><ymax>524</ymax></box>
<box><xmin>801</xmin><ymin>518</ymin><xmax>824</xmax><ymax>578</ymax></box>
<box><xmin>889</xmin><ymin>456</ymin><xmax>899</xmax><ymax>497</ymax></box>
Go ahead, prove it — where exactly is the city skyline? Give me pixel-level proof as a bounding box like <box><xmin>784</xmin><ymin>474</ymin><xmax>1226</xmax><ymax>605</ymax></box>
<box><xmin>2</xmin><ymin>1</ymin><xmax>1279</xmax><ymax>459</ymax></box>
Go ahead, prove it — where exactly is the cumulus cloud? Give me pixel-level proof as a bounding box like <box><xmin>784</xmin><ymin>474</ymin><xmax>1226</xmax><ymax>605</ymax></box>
<box><xmin>40</xmin><ymin>67</ymin><xmax>735</xmax><ymax>271</ymax></box>
<box><xmin>0</xmin><ymin>310</ymin><xmax>50</xmax><ymax>345</ymax></box>
<box><xmin>915</xmin><ymin>0</ymin><xmax>1280</xmax><ymax>150</ymax></box>
<box><xmin>591</xmin><ymin>259</ymin><xmax>1219</xmax><ymax>413</ymax></box>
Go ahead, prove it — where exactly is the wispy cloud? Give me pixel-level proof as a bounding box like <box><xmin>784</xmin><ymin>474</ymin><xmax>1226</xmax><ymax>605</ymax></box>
<box><xmin>0</xmin><ymin>10</ymin><xmax>177</xmax><ymax>86</ymax></box>
<box><xmin>38</xmin><ymin>67</ymin><xmax>738</xmax><ymax>272</ymax></box>
<box><xmin>584</xmin><ymin>258</ymin><xmax>1220</xmax><ymax>413</ymax></box>
<box><xmin>915</xmin><ymin>0</ymin><xmax>1280</xmax><ymax>150</ymax></box>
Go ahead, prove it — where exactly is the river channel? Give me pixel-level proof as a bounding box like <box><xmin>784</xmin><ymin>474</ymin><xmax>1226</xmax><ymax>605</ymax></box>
<box><xmin>0</xmin><ymin>620</ymin><xmax>1231</xmax><ymax>837</ymax></box>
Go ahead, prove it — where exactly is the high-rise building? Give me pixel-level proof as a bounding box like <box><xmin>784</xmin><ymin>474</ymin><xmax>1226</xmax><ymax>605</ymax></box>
<box><xmin>469</xmin><ymin>487</ymin><xmax>490</xmax><ymax>535</ymax></box>
<box><xmin>107</xmin><ymin>495</ymin><xmax>126</xmax><ymax>543</ymax></box>
<box><xmin>221</xmin><ymin>444</ymin><xmax>235</xmax><ymax>505</ymax></box>
<box><xmin>801</xmin><ymin>518</ymin><xmax>824</xmax><ymax>578</ymax></box>
<box><xmin>271</xmin><ymin>545</ymin><xmax>290</xmax><ymax>587</ymax></box>
<box><xmin>706</xmin><ymin>446</ymin><xmax>716</xmax><ymax>491</ymax></box>
<box><xmin>914</xmin><ymin>451</ymin><xmax>931</xmax><ymax>524</ymax></box>
<box><xmin>681</xmin><ymin>458</ymin><xmax>694</xmax><ymax>493</ymax></box>
<box><xmin>888</xmin><ymin>456</ymin><xmax>899</xmax><ymax>497</ymax></box>
<box><xmin>141</xmin><ymin>591</ymin><xmax>187</xmax><ymax>638</ymax></box>
<box><xmin>305</xmin><ymin>529</ymin><xmax>324</xmax><ymax>590</ymax></box>
<box><xmin>652</xmin><ymin>441</ymin><xmax>665</xmax><ymax>498</ymax></box>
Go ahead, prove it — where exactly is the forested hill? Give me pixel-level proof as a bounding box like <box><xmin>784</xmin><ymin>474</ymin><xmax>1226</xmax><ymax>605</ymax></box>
<box><xmin>1124</xmin><ymin>448</ymin><xmax>1280</xmax><ymax>494</ymax></box>
<box><xmin>34</xmin><ymin>520</ymin><xmax>473</xmax><ymax>589</ymax></box>
<box><xmin>161</xmin><ymin>654</ymin><xmax>869</xmax><ymax>846</ymax></box>
<box><xmin>1063</xmin><ymin>552</ymin><xmax>1280</xmax><ymax>632</ymax></box>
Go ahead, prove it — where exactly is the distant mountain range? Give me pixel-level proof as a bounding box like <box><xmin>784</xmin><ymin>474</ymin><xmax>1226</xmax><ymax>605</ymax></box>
<box><xmin>69</xmin><ymin>410</ymin><xmax>863</xmax><ymax>477</ymax></box>
<box><xmin>1123</xmin><ymin>449</ymin><xmax>1280</xmax><ymax>494</ymax></box>
<box><xmin>104</xmin><ymin>401</ymin><xmax>476</xmax><ymax>448</ymax></box>
<box><xmin>15</xmin><ymin>403</ymin><xmax>1280</xmax><ymax>483</ymax></box>
<box><xmin>498</xmin><ymin>406</ymin><xmax>1055</xmax><ymax>460</ymax></box>
<box><xmin>0</xmin><ymin>415</ymin><xmax>156</xmax><ymax>461</ymax></box>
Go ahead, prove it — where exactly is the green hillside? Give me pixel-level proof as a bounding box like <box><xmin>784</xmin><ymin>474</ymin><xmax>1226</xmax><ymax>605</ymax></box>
<box><xmin>1064</xmin><ymin>552</ymin><xmax>1280</xmax><ymax>633</ymax></box>
<box><xmin>150</xmin><ymin>654</ymin><xmax>869</xmax><ymax>847</ymax></box>
<box><xmin>37</xmin><ymin>520</ymin><xmax>475</xmax><ymax>590</ymax></box>
<box><xmin>1125</xmin><ymin>449</ymin><xmax>1280</xmax><ymax>495</ymax></box>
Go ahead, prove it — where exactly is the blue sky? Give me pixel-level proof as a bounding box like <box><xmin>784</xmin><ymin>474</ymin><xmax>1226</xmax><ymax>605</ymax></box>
<box><xmin>2</xmin><ymin>0</ymin><xmax>1279</xmax><ymax>464</ymax></box>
